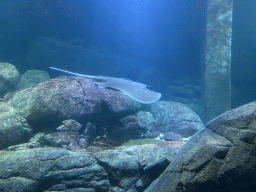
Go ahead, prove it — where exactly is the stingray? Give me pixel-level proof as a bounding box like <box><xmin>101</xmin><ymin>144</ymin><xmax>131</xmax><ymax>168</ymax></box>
<box><xmin>50</xmin><ymin>67</ymin><xmax>161</xmax><ymax>104</ymax></box>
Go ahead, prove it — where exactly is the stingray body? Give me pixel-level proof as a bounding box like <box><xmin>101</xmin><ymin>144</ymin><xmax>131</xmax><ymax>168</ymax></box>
<box><xmin>50</xmin><ymin>67</ymin><xmax>161</xmax><ymax>104</ymax></box>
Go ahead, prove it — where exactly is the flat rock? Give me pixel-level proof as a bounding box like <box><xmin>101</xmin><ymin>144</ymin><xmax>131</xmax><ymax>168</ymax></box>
<box><xmin>0</xmin><ymin>147</ymin><xmax>110</xmax><ymax>192</ymax></box>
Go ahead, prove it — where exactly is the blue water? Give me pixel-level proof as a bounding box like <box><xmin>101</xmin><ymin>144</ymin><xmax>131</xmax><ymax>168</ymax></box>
<box><xmin>1</xmin><ymin>0</ymin><xmax>255</xmax><ymax>107</ymax></box>
<box><xmin>0</xmin><ymin>0</ymin><xmax>206</xmax><ymax>92</ymax></box>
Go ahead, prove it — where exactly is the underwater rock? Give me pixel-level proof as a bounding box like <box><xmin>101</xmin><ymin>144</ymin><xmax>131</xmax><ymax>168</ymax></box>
<box><xmin>8</xmin><ymin>77</ymin><xmax>140</xmax><ymax>124</ymax></box>
<box><xmin>0</xmin><ymin>147</ymin><xmax>110</xmax><ymax>191</ymax></box>
<box><xmin>120</xmin><ymin>115</ymin><xmax>142</xmax><ymax>138</ymax></box>
<box><xmin>104</xmin><ymin>115</ymin><xmax>143</xmax><ymax>146</ymax></box>
<box><xmin>0</xmin><ymin>62</ymin><xmax>19</xmax><ymax>84</ymax></box>
<box><xmin>45</xmin><ymin>119</ymin><xmax>83</xmax><ymax>148</ymax></box>
<box><xmin>9</xmin><ymin>78</ymin><xmax>85</xmax><ymax>124</ymax></box>
<box><xmin>16</xmin><ymin>70</ymin><xmax>50</xmax><ymax>90</ymax></box>
<box><xmin>0</xmin><ymin>130</ymin><xmax>187</xmax><ymax>192</ymax></box>
<box><xmin>145</xmin><ymin>101</ymin><xmax>256</xmax><ymax>192</ymax></box>
<box><xmin>110</xmin><ymin>187</ymin><xmax>126</xmax><ymax>192</ymax></box>
<box><xmin>163</xmin><ymin>132</ymin><xmax>182</xmax><ymax>141</ymax></box>
<box><xmin>0</xmin><ymin>101</ymin><xmax>32</xmax><ymax>150</ymax></box>
<box><xmin>29</xmin><ymin>132</ymin><xmax>45</xmax><ymax>146</ymax></box>
<box><xmin>185</xmin><ymin>102</ymin><xmax>203</xmax><ymax>121</ymax></box>
<box><xmin>2</xmin><ymin>92</ymin><xmax>14</xmax><ymax>101</ymax></box>
<box><xmin>136</xmin><ymin>111</ymin><xmax>156</xmax><ymax>131</ymax></box>
<box><xmin>143</xmin><ymin>157</ymin><xmax>171</xmax><ymax>181</ymax></box>
<box><xmin>147</xmin><ymin>130</ymin><xmax>161</xmax><ymax>138</ymax></box>
<box><xmin>0</xmin><ymin>101</ymin><xmax>17</xmax><ymax>116</ymax></box>
<box><xmin>56</xmin><ymin>119</ymin><xmax>82</xmax><ymax>132</ymax></box>
<box><xmin>45</xmin><ymin>131</ymin><xmax>79</xmax><ymax>147</ymax></box>
<box><xmin>0</xmin><ymin>62</ymin><xmax>19</xmax><ymax>95</ymax></box>
<box><xmin>151</xmin><ymin>101</ymin><xmax>205</xmax><ymax>138</ymax></box>
<box><xmin>92</xmin><ymin>141</ymin><xmax>180</xmax><ymax>191</ymax></box>
<box><xmin>119</xmin><ymin>115</ymin><xmax>140</xmax><ymax>130</ymax></box>
<box><xmin>6</xmin><ymin>141</ymin><xmax>42</xmax><ymax>151</ymax></box>
<box><xmin>84</xmin><ymin>122</ymin><xmax>96</xmax><ymax>144</ymax></box>
<box><xmin>104</xmin><ymin>114</ymin><xmax>154</xmax><ymax>145</ymax></box>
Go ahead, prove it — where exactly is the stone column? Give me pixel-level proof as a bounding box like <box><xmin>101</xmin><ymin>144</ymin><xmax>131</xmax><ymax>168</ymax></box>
<box><xmin>202</xmin><ymin>0</ymin><xmax>233</xmax><ymax>123</ymax></box>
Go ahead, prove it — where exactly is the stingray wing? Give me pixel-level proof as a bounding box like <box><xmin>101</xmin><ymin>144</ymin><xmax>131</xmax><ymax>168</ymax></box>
<box><xmin>95</xmin><ymin>77</ymin><xmax>161</xmax><ymax>104</ymax></box>
<box><xmin>50</xmin><ymin>67</ymin><xmax>161</xmax><ymax>104</ymax></box>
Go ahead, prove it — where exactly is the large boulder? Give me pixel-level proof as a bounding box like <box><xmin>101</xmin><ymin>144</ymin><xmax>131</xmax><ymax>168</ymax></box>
<box><xmin>0</xmin><ymin>102</ymin><xmax>32</xmax><ymax>150</ymax></box>
<box><xmin>8</xmin><ymin>77</ymin><xmax>140</xmax><ymax>124</ymax></box>
<box><xmin>151</xmin><ymin>101</ymin><xmax>205</xmax><ymax>137</ymax></box>
<box><xmin>0</xmin><ymin>147</ymin><xmax>110</xmax><ymax>191</ymax></box>
<box><xmin>145</xmin><ymin>101</ymin><xmax>256</xmax><ymax>192</ymax></box>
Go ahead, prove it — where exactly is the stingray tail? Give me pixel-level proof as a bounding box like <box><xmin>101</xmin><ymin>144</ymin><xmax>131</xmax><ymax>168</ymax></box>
<box><xmin>50</xmin><ymin>67</ymin><xmax>106</xmax><ymax>80</ymax></box>
<box><xmin>50</xmin><ymin>67</ymin><xmax>87</xmax><ymax>77</ymax></box>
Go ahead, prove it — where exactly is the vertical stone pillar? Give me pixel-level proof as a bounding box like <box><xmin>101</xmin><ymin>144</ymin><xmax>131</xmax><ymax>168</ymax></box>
<box><xmin>202</xmin><ymin>0</ymin><xmax>233</xmax><ymax>123</ymax></box>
